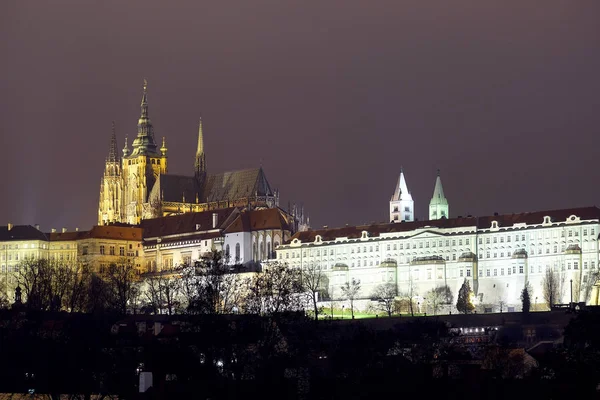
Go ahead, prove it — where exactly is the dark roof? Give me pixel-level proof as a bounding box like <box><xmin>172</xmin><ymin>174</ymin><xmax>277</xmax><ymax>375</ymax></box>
<box><xmin>48</xmin><ymin>231</ymin><xmax>85</xmax><ymax>241</ymax></box>
<box><xmin>152</xmin><ymin>174</ymin><xmax>202</xmax><ymax>203</ymax></box>
<box><xmin>203</xmin><ymin>167</ymin><xmax>274</xmax><ymax>202</ymax></box>
<box><xmin>287</xmin><ymin>206</ymin><xmax>600</xmax><ymax>244</ymax></box>
<box><xmin>0</xmin><ymin>225</ymin><xmax>48</xmax><ymax>241</ymax></box>
<box><xmin>140</xmin><ymin>207</ymin><xmax>238</xmax><ymax>238</ymax></box>
<box><xmin>223</xmin><ymin>208</ymin><xmax>293</xmax><ymax>234</ymax></box>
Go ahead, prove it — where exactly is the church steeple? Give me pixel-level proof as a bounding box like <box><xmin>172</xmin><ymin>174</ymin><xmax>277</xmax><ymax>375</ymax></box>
<box><xmin>389</xmin><ymin>168</ymin><xmax>414</xmax><ymax>223</ymax></box>
<box><xmin>130</xmin><ymin>79</ymin><xmax>159</xmax><ymax>156</ymax></box>
<box><xmin>429</xmin><ymin>169</ymin><xmax>449</xmax><ymax>220</ymax></box>
<box><xmin>195</xmin><ymin>117</ymin><xmax>206</xmax><ymax>178</ymax></box>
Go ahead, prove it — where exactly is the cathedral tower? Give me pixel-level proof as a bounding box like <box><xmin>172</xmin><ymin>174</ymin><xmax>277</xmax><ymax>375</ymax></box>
<box><xmin>429</xmin><ymin>169</ymin><xmax>449</xmax><ymax>220</ymax></box>
<box><xmin>390</xmin><ymin>168</ymin><xmax>414</xmax><ymax>222</ymax></box>
<box><xmin>98</xmin><ymin>122</ymin><xmax>123</xmax><ymax>225</ymax></box>
<box><xmin>194</xmin><ymin>117</ymin><xmax>206</xmax><ymax>181</ymax></box>
<box><xmin>121</xmin><ymin>80</ymin><xmax>168</xmax><ymax>224</ymax></box>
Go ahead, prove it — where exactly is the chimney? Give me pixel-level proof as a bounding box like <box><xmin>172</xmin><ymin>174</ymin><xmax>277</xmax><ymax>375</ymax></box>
<box><xmin>51</xmin><ymin>228</ymin><xmax>56</xmax><ymax>233</ymax></box>
<box><xmin>35</xmin><ymin>224</ymin><xmax>40</xmax><ymax>231</ymax></box>
<box><xmin>212</xmin><ymin>213</ymin><xmax>218</xmax><ymax>229</ymax></box>
<box><xmin>75</xmin><ymin>227</ymin><xmax>79</xmax><ymax>232</ymax></box>
<box><xmin>196</xmin><ymin>224</ymin><xmax>201</xmax><ymax>231</ymax></box>
<box><xmin>7</xmin><ymin>223</ymin><xmax>13</xmax><ymax>231</ymax></box>
<box><xmin>494</xmin><ymin>212</ymin><xmax>499</xmax><ymax>216</ymax></box>
<box><xmin>62</xmin><ymin>228</ymin><xmax>67</xmax><ymax>233</ymax></box>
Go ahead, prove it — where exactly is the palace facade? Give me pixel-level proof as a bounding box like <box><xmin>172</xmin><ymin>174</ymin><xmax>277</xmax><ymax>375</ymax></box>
<box><xmin>276</xmin><ymin>207</ymin><xmax>600</xmax><ymax>310</ymax></box>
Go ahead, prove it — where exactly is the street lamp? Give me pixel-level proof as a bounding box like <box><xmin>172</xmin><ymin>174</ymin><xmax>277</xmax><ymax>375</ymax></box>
<box><xmin>570</xmin><ymin>279</ymin><xmax>573</xmax><ymax>304</ymax></box>
<box><xmin>342</xmin><ymin>305</ymin><xmax>345</xmax><ymax>320</ymax></box>
<box><xmin>535</xmin><ymin>297</ymin><xmax>538</xmax><ymax>312</ymax></box>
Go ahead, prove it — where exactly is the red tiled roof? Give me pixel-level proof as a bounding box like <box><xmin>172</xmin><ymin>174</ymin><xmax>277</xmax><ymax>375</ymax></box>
<box><xmin>223</xmin><ymin>208</ymin><xmax>293</xmax><ymax>234</ymax></box>
<box><xmin>287</xmin><ymin>206</ymin><xmax>600</xmax><ymax>244</ymax></box>
<box><xmin>81</xmin><ymin>225</ymin><xmax>143</xmax><ymax>241</ymax></box>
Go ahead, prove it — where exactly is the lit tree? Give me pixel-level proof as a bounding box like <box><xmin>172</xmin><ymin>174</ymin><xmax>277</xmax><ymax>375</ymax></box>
<box><xmin>456</xmin><ymin>279</ymin><xmax>475</xmax><ymax>314</ymax></box>
<box><xmin>426</xmin><ymin>285</ymin><xmax>453</xmax><ymax>316</ymax></box>
<box><xmin>144</xmin><ymin>273</ymin><xmax>182</xmax><ymax>315</ymax></box>
<box><xmin>341</xmin><ymin>278</ymin><xmax>361</xmax><ymax>319</ymax></box>
<box><xmin>245</xmin><ymin>262</ymin><xmax>303</xmax><ymax>316</ymax></box>
<box><xmin>104</xmin><ymin>259</ymin><xmax>142</xmax><ymax>315</ymax></box>
<box><xmin>582</xmin><ymin>270</ymin><xmax>600</xmax><ymax>303</ymax></box>
<box><xmin>372</xmin><ymin>282</ymin><xmax>397</xmax><ymax>317</ymax></box>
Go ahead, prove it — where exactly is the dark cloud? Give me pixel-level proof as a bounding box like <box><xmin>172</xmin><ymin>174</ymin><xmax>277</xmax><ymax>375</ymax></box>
<box><xmin>1</xmin><ymin>0</ymin><xmax>599</xmax><ymax>230</ymax></box>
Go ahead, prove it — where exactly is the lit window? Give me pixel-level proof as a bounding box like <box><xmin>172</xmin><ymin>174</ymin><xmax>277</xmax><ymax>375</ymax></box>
<box><xmin>486</xmin><ymin>269</ymin><xmax>490</xmax><ymax>277</ymax></box>
<box><xmin>100</xmin><ymin>245</ymin><xmax>105</xmax><ymax>255</ymax></box>
<box><xmin>494</xmin><ymin>269</ymin><xmax>497</xmax><ymax>276</ymax></box>
<box><xmin>519</xmin><ymin>265</ymin><xmax>523</xmax><ymax>274</ymax></box>
<box><xmin>466</xmin><ymin>269</ymin><xmax>471</xmax><ymax>277</ymax></box>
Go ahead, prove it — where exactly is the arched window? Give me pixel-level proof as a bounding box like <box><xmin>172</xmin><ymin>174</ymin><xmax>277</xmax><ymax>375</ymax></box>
<box><xmin>253</xmin><ymin>243</ymin><xmax>258</xmax><ymax>261</ymax></box>
<box><xmin>225</xmin><ymin>244</ymin><xmax>230</xmax><ymax>259</ymax></box>
<box><xmin>235</xmin><ymin>243</ymin><xmax>240</xmax><ymax>263</ymax></box>
<box><xmin>268</xmin><ymin>242</ymin><xmax>272</xmax><ymax>259</ymax></box>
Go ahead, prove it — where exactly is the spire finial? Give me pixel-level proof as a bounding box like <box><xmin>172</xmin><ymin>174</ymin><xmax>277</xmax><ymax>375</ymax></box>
<box><xmin>437</xmin><ymin>168</ymin><xmax>440</xmax><ymax>176</ymax></box>
<box><xmin>160</xmin><ymin>136</ymin><xmax>168</xmax><ymax>156</ymax></box>
<box><xmin>122</xmin><ymin>135</ymin><xmax>130</xmax><ymax>157</ymax></box>
<box><xmin>108</xmin><ymin>121</ymin><xmax>118</xmax><ymax>163</ymax></box>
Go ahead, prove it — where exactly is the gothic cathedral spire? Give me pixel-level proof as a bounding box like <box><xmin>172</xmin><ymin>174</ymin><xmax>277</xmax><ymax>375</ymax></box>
<box><xmin>195</xmin><ymin>117</ymin><xmax>206</xmax><ymax>179</ymax></box>
<box><xmin>98</xmin><ymin>122</ymin><xmax>122</xmax><ymax>225</ymax></box>
<box><xmin>389</xmin><ymin>168</ymin><xmax>414</xmax><ymax>223</ymax></box>
<box><xmin>429</xmin><ymin>169</ymin><xmax>449</xmax><ymax>220</ymax></box>
<box><xmin>130</xmin><ymin>79</ymin><xmax>159</xmax><ymax>156</ymax></box>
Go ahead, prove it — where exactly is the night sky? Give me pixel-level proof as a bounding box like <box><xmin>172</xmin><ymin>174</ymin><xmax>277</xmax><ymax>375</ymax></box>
<box><xmin>1</xmin><ymin>1</ymin><xmax>599</xmax><ymax>232</ymax></box>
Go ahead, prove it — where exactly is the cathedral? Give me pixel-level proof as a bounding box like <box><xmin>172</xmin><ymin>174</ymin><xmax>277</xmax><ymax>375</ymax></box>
<box><xmin>98</xmin><ymin>80</ymin><xmax>279</xmax><ymax>225</ymax></box>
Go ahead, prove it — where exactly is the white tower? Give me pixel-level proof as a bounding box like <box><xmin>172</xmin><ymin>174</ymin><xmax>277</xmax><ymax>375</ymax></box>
<box><xmin>390</xmin><ymin>168</ymin><xmax>414</xmax><ymax>222</ymax></box>
<box><xmin>429</xmin><ymin>169</ymin><xmax>449</xmax><ymax>220</ymax></box>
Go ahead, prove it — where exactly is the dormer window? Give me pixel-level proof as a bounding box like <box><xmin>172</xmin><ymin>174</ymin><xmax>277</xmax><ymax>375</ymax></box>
<box><xmin>315</xmin><ymin>235</ymin><xmax>322</xmax><ymax>244</ymax></box>
<box><xmin>491</xmin><ymin>221</ymin><xmax>498</xmax><ymax>229</ymax></box>
<box><xmin>361</xmin><ymin>231</ymin><xmax>369</xmax><ymax>240</ymax></box>
<box><xmin>543</xmin><ymin>216</ymin><xmax>552</xmax><ymax>224</ymax></box>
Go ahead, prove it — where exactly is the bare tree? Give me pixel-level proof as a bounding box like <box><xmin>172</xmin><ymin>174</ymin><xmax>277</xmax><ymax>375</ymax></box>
<box><xmin>341</xmin><ymin>278</ymin><xmax>361</xmax><ymax>319</ymax></box>
<box><xmin>0</xmin><ymin>275</ymin><xmax>9</xmax><ymax>309</ymax></box>
<box><xmin>15</xmin><ymin>258</ymin><xmax>91</xmax><ymax>312</ymax></box>
<box><xmin>181</xmin><ymin>251</ymin><xmax>249</xmax><ymax>314</ymax></box>
<box><xmin>542</xmin><ymin>268</ymin><xmax>560</xmax><ymax>309</ymax></box>
<box><xmin>245</xmin><ymin>262</ymin><xmax>303</xmax><ymax>316</ymax></box>
<box><xmin>402</xmin><ymin>274</ymin><xmax>417</xmax><ymax>316</ymax></box>
<box><xmin>372</xmin><ymin>283</ymin><xmax>397</xmax><ymax>317</ymax></box>
<box><xmin>104</xmin><ymin>259</ymin><xmax>141</xmax><ymax>315</ymax></box>
<box><xmin>144</xmin><ymin>273</ymin><xmax>182</xmax><ymax>315</ymax></box>
<box><xmin>582</xmin><ymin>270</ymin><xmax>600</xmax><ymax>303</ymax></box>
<box><xmin>301</xmin><ymin>263</ymin><xmax>329</xmax><ymax>321</ymax></box>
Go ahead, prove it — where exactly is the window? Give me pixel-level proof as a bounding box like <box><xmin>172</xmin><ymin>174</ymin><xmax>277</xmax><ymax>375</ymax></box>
<box><xmin>501</xmin><ymin>268</ymin><xmax>504</xmax><ymax>275</ymax></box>
<box><xmin>568</xmin><ymin>230</ymin><xmax>573</xmax><ymax>237</ymax></box>
<box><xmin>404</xmin><ymin>206</ymin><xmax>410</xmax><ymax>212</ymax></box>
<box><xmin>466</xmin><ymin>239</ymin><xmax>470</xmax><ymax>245</ymax></box>
<box><xmin>452</xmin><ymin>254</ymin><xmax>456</xmax><ymax>261</ymax></box>
<box><xmin>119</xmin><ymin>246</ymin><xmax>125</xmax><ymax>256</ymax></box>
<box><xmin>459</xmin><ymin>239</ymin><xmax>463</xmax><ymax>246</ymax></box>
<box><xmin>592</xmin><ymin>228</ymin><xmax>596</xmax><ymax>236</ymax></box>
<box><xmin>478</xmin><ymin>269</ymin><xmax>482</xmax><ymax>277</ymax></box>
<box><xmin>109</xmin><ymin>246</ymin><xmax>115</xmax><ymax>256</ymax></box>
<box><xmin>593</xmin><ymin>261</ymin><xmax>596</xmax><ymax>269</ymax></box>
<box><xmin>508</xmin><ymin>267</ymin><xmax>511</xmax><ymax>275</ymax></box>
<box><xmin>513</xmin><ymin>266</ymin><xmax>516</xmax><ymax>274</ymax></box>
<box><xmin>493</xmin><ymin>237</ymin><xmax>497</xmax><ymax>243</ymax></box>
<box><xmin>493</xmin><ymin>252</ymin><xmax>497</xmax><ymax>258</ymax></box>
<box><xmin>479</xmin><ymin>238</ymin><xmax>482</xmax><ymax>245</ymax></box>
<box><xmin>500</xmin><ymin>237</ymin><xmax>504</xmax><ymax>243</ymax></box>
<box><xmin>486</xmin><ymin>269</ymin><xmax>490</xmax><ymax>277</ymax></box>
<box><xmin>82</xmin><ymin>246</ymin><xmax>88</xmax><ymax>255</ymax></box>
<box><xmin>574</xmin><ymin>261</ymin><xmax>579</xmax><ymax>270</ymax></box>
<box><xmin>387</xmin><ymin>244</ymin><xmax>390</xmax><ymax>251</ymax></box>
<box><xmin>446</xmin><ymin>240</ymin><xmax>450</xmax><ymax>246</ymax></box>
<box><xmin>519</xmin><ymin>265</ymin><xmax>524</xmax><ymax>274</ymax></box>
<box><xmin>522</xmin><ymin>235</ymin><xmax>525</xmax><ymax>241</ymax></box>
<box><xmin>419</xmin><ymin>242</ymin><xmax>423</xmax><ymax>248</ymax></box>
<box><xmin>100</xmin><ymin>245</ymin><xmax>105</xmax><ymax>255</ymax></box>
<box><xmin>584</xmin><ymin>229</ymin><xmax>588</xmax><ymax>236</ymax></box>
<box><xmin>516</xmin><ymin>235</ymin><xmax>519</xmax><ymax>242</ymax></box>
<box><xmin>486</xmin><ymin>252</ymin><xmax>490</xmax><ymax>259</ymax></box>
<box><xmin>494</xmin><ymin>269</ymin><xmax>497</xmax><ymax>276</ymax></box>
<box><xmin>486</xmin><ymin>238</ymin><xmax>490</xmax><ymax>244</ymax></box>
<box><xmin>466</xmin><ymin>269</ymin><xmax>471</xmax><ymax>277</ymax></box>
<box><xmin>507</xmin><ymin>236</ymin><xmax>511</xmax><ymax>242</ymax></box>
<box><xmin>460</xmin><ymin>270</ymin><xmax>463</xmax><ymax>277</ymax></box>
<box><xmin>427</xmin><ymin>271</ymin><xmax>432</xmax><ymax>279</ymax></box>
<box><xmin>452</xmin><ymin>240</ymin><xmax>456</xmax><ymax>246</ymax></box>
<box><xmin>393</xmin><ymin>206</ymin><xmax>398</xmax><ymax>212</ymax></box>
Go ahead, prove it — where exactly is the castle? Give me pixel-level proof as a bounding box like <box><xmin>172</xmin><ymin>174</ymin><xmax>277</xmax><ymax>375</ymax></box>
<box><xmin>98</xmin><ymin>80</ymin><xmax>280</xmax><ymax>225</ymax></box>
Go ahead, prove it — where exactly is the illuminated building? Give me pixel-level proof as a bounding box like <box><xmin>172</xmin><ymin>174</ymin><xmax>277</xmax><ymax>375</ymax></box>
<box><xmin>389</xmin><ymin>168</ymin><xmax>414</xmax><ymax>223</ymax></box>
<box><xmin>276</xmin><ymin>207</ymin><xmax>600</xmax><ymax>310</ymax></box>
<box><xmin>98</xmin><ymin>80</ymin><xmax>279</xmax><ymax>226</ymax></box>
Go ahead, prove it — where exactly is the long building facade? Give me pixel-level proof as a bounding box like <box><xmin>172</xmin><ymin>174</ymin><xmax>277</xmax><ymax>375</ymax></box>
<box><xmin>276</xmin><ymin>207</ymin><xmax>600</xmax><ymax>310</ymax></box>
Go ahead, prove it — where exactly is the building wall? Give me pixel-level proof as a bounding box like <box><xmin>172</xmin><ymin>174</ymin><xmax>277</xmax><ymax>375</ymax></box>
<box><xmin>276</xmin><ymin>215</ymin><xmax>600</xmax><ymax>309</ymax></box>
<box><xmin>143</xmin><ymin>237</ymin><xmax>219</xmax><ymax>272</ymax></box>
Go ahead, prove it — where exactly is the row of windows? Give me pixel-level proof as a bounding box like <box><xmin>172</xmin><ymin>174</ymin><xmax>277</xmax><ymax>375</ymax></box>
<box><xmin>1</xmin><ymin>243</ymin><xmax>47</xmax><ymax>250</ymax></box>
<box><xmin>478</xmin><ymin>228</ymin><xmax>595</xmax><ymax>245</ymax></box>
